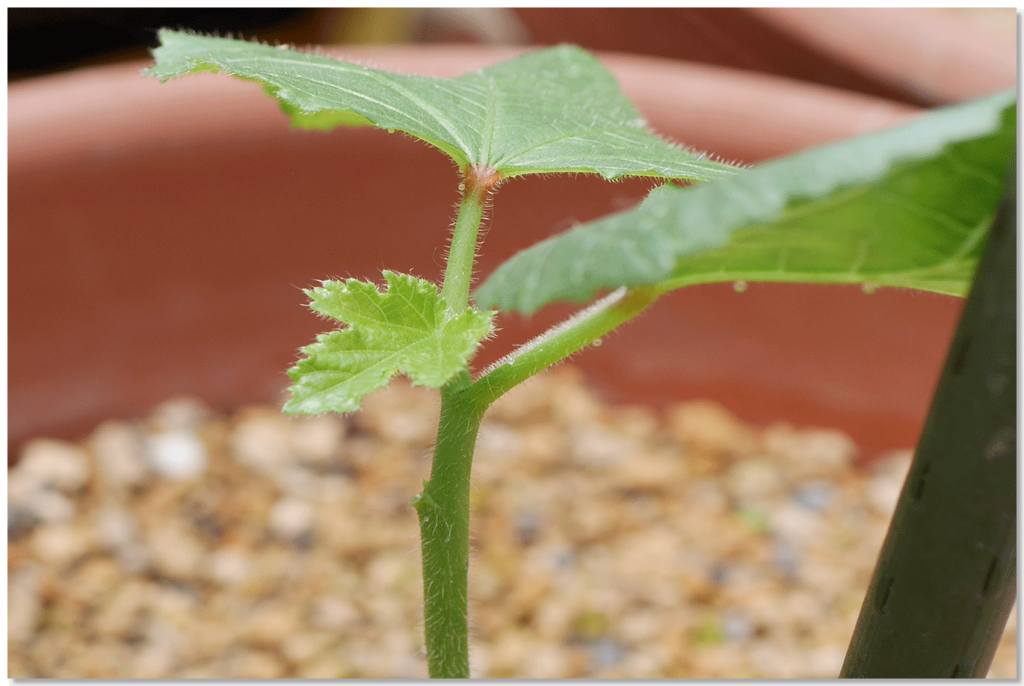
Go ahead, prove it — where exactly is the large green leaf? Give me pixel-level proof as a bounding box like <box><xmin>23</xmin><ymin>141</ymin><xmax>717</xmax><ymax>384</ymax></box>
<box><xmin>475</xmin><ymin>90</ymin><xmax>1016</xmax><ymax>314</ymax></box>
<box><xmin>284</xmin><ymin>272</ymin><xmax>494</xmax><ymax>415</ymax></box>
<box><xmin>146</xmin><ymin>29</ymin><xmax>737</xmax><ymax>181</ymax></box>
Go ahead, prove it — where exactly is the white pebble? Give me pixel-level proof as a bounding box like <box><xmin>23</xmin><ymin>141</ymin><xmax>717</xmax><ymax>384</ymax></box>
<box><xmin>807</xmin><ymin>644</ymin><xmax>846</xmax><ymax>678</ymax></box>
<box><xmin>145</xmin><ymin>429</ymin><xmax>208</xmax><ymax>480</ymax></box>
<box><xmin>569</xmin><ymin>423</ymin><xmax>637</xmax><ymax>468</ymax></box>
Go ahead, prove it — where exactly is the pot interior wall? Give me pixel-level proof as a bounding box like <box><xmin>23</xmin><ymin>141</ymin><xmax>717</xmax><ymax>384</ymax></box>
<box><xmin>10</xmin><ymin>118</ymin><xmax>963</xmax><ymax>461</ymax></box>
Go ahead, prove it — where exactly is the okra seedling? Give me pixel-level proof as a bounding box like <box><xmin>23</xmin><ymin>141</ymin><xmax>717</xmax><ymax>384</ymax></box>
<box><xmin>147</xmin><ymin>30</ymin><xmax>1015</xmax><ymax>678</ymax></box>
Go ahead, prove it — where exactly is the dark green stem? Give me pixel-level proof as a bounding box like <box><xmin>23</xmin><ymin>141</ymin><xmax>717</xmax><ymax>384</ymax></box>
<box><xmin>840</xmin><ymin>157</ymin><xmax>1016</xmax><ymax>677</ymax></box>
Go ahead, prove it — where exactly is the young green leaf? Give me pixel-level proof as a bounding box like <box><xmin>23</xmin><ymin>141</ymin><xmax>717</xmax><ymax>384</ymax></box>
<box><xmin>146</xmin><ymin>29</ymin><xmax>737</xmax><ymax>181</ymax></box>
<box><xmin>475</xmin><ymin>90</ymin><xmax>1016</xmax><ymax>314</ymax></box>
<box><xmin>284</xmin><ymin>272</ymin><xmax>494</xmax><ymax>415</ymax></box>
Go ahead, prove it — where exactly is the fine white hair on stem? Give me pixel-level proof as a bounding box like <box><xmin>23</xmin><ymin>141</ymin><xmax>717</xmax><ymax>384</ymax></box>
<box><xmin>477</xmin><ymin>286</ymin><xmax>628</xmax><ymax>379</ymax></box>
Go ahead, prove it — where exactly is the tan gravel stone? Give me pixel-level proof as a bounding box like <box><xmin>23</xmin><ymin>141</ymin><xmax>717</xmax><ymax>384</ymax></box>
<box><xmin>296</xmin><ymin>650</ymin><xmax>353</xmax><ymax>678</ymax></box>
<box><xmin>89</xmin><ymin>578</ymin><xmax>151</xmax><ymax>638</ymax></box>
<box><xmin>241</xmin><ymin>600</ymin><xmax>304</xmax><ymax>648</ymax></box>
<box><xmin>667</xmin><ymin>400</ymin><xmax>757</xmax><ymax>459</ymax></box>
<box><xmin>763</xmin><ymin>423</ymin><xmax>858</xmax><ymax>479</ymax></box>
<box><xmin>290</xmin><ymin>413</ymin><xmax>347</xmax><ymax>464</ymax></box>
<box><xmin>29</xmin><ymin>522</ymin><xmax>95</xmax><ymax>569</ymax></box>
<box><xmin>145</xmin><ymin>522</ymin><xmax>206</xmax><ymax>579</ymax></box>
<box><xmin>226</xmin><ymin>647</ymin><xmax>286</xmax><ymax>679</ymax></box>
<box><xmin>89</xmin><ymin>420</ymin><xmax>151</xmax><ymax>491</ymax></box>
<box><xmin>8</xmin><ymin>565</ymin><xmax>43</xmax><ymax>644</ymax></box>
<box><xmin>16</xmin><ymin>438</ymin><xmax>91</xmax><ymax>492</ymax></box>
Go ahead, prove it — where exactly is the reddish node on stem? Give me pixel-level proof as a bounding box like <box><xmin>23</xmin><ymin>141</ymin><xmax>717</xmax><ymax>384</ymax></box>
<box><xmin>465</xmin><ymin>163</ymin><xmax>503</xmax><ymax>196</ymax></box>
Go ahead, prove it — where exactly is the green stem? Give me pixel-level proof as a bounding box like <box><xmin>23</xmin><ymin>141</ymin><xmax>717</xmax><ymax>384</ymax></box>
<box><xmin>416</xmin><ymin>165</ymin><xmax>494</xmax><ymax>678</ymax></box>
<box><xmin>468</xmin><ymin>285</ymin><xmax>662</xmax><ymax>409</ymax></box>
<box><xmin>413</xmin><ymin>383</ymin><xmax>484</xmax><ymax>678</ymax></box>
<box><xmin>412</xmin><ymin>285</ymin><xmax>660</xmax><ymax>678</ymax></box>
<box><xmin>440</xmin><ymin>176</ymin><xmax>488</xmax><ymax>314</ymax></box>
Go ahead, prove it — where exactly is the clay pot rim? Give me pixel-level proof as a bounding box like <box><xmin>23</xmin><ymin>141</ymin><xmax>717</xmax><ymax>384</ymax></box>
<box><xmin>749</xmin><ymin>8</ymin><xmax>1017</xmax><ymax>105</ymax></box>
<box><xmin>10</xmin><ymin>43</ymin><xmax>920</xmax><ymax>172</ymax></box>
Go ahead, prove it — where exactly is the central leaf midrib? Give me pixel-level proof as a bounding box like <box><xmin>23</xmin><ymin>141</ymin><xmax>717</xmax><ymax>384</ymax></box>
<box><xmin>477</xmin><ymin>74</ymin><xmax>498</xmax><ymax>166</ymax></box>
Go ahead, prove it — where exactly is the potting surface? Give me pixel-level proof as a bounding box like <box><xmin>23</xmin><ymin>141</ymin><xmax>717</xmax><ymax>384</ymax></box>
<box><xmin>7</xmin><ymin>365</ymin><xmax>1017</xmax><ymax>678</ymax></box>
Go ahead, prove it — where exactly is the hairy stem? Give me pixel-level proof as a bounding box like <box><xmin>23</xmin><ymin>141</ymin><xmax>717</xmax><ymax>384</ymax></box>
<box><xmin>413</xmin><ymin>286</ymin><xmax>660</xmax><ymax>678</ymax></box>
<box><xmin>413</xmin><ymin>382</ymin><xmax>485</xmax><ymax>678</ymax></box>
<box><xmin>440</xmin><ymin>165</ymin><xmax>497</xmax><ymax>314</ymax></box>
<box><xmin>469</xmin><ymin>285</ymin><xmax>662</xmax><ymax>409</ymax></box>
<box><xmin>416</xmin><ymin>164</ymin><xmax>498</xmax><ymax>678</ymax></box>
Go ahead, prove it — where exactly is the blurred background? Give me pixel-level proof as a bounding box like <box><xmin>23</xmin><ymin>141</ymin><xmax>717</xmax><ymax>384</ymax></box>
<box><xmin>9</xmin><ymin>7</ymin><xmax>1015</xmax><ymax>102</ymax></box>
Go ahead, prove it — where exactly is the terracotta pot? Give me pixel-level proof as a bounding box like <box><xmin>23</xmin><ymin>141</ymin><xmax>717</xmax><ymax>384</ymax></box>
<box><xmin>512</xmin><ymin>8</ymin><xmax>1017</xmax><ymax>106</ymax></box>
<box><xmin>10</xmin><ymin>45</ymin><xmax>959</xmax><ymax>463</ymax></box>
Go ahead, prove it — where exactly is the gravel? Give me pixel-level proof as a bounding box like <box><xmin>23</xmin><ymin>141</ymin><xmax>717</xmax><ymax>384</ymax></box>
<box><xmin>7</xmin><ymin>365</ymin><xmax>1017</xmax><ymax>678</ymax></box>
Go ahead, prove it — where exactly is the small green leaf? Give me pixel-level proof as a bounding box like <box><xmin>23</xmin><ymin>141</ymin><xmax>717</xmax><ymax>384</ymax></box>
<box><xmin>284</xmin><ymin>272</ymin><xmax>494</xmax><ymax>415</ymax></box>
<box><xmin>146</xmin><ymin>29</ymin><xmax>737</xmax><ymax>181</ymax></box>
<box><xmin>476</xmin><ymin>90</ymin><xmax>1016</xmax><ymax>314</ymax></box>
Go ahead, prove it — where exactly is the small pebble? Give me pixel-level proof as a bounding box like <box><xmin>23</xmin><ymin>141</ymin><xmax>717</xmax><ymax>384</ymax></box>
<box><xmin>149</xmin><ymin>396</ymin><xmax>211</xmax><ymax>432</ymax></box>
<box><xmin>725</xmin><ymin>457</ymin><xmax>786</xmax><ymax>503</ymax></box>
<box><xmin>590</xmin><ymin>637</ymin><xmax>628</xmax><ymax>670</ymax></box>
<box><xmin>268</xmin><ymin>497</ymin><xmax>315</xmax><ymax>540</ymax></box>
<box><xmin>8</xmin><ymin>565</ymin><xmax>42</xmax><ymax>644</ymax></box>
<box><xmin>93</xmin><ymin>503</ymin><xmax>138</xmax><ymax>551</ymax></box>
<box><xmin>667</xmin><ymin>400</ymin><xmax>756</xmax><ymax>458</ymax></box>
<box><xmin>231</xmin><ymin>409</ymin><xmax>294</xmax><ymax>475</ymax></box>
<box><xmin>763</xmin><ymin>424</ymin><xmax>858</xmax><ymax>478</ymax></box>
<box><xmin>29</xmin><ymin>522</ymin><xmax>94</xmax><ymax>569</ymax></box>
<box><xmin>311</xmin><ymin>596</ymin><xmax>361</xmax><ymax>631</ymax></box>
<box><xmin>25</xmin><ymin>489</ymin><xmax>77</xmax><ymax>524</ymax></box>
<box><xmin>16</xmin><ymin>438</ymin><xmax>90</xmax><ymax>492</ymax></box>
<box><xmin>205</xmin><ymin>548</ymin><xmax>251</xmax><ymax>585</ymax></box>
<box><xmin>721</xmin><ymin>610</ymin><xmax>754</xmax><ymax>642</ymax></box>
<box><xmin>90</xmin><ymin>421</ymin><xmax>151</xmax><ymax>491</ymax></box>
<box><xmin>290</xmin><ymin>415</ymin><xmax>346</xmax><ymax>465</ymax></box>
<box><xmin>794</xmin><ymin>479</ymin><xmax>836</xmax><ymax>512</ymax></box>
<box><xmin>145</xmin><ymin>524</ymin><xmax>205</xmax><ymax>580</ymax></box>
<box><xmin>145</xmin><ymin>429</ymin><xmax>207</xmax><ymax>480</ymax></box>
